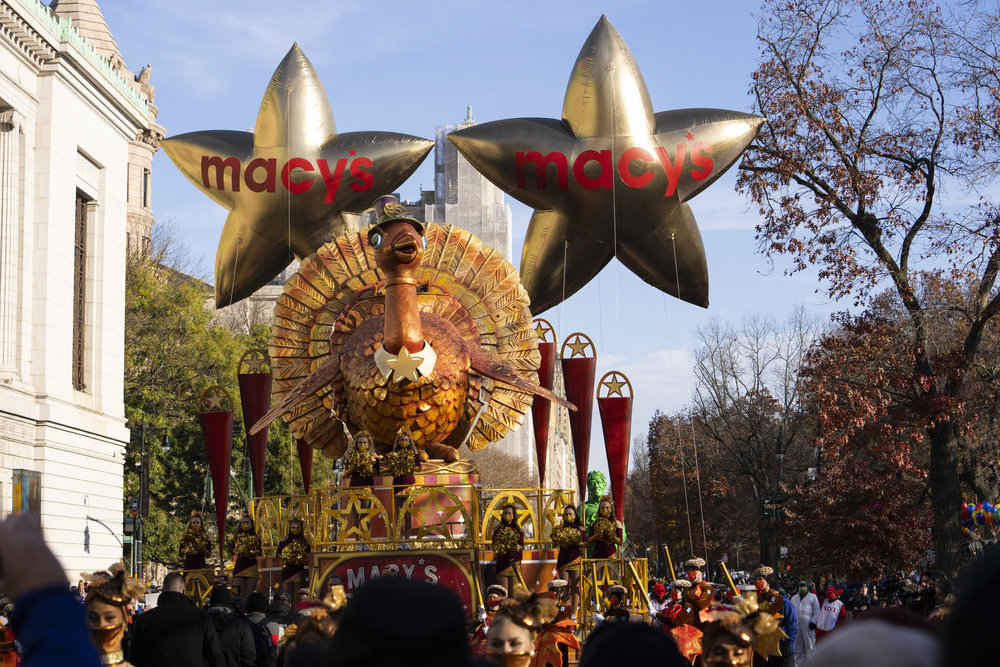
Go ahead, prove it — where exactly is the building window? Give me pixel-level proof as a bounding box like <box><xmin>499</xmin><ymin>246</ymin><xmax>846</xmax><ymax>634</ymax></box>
<box><xmin>73</xmin><ymin>190</ymin><xmax>88</xmax><ymax>390</ymax></box>
<box><xmin>142</xmin><ymin>168</ymin><xmax>150</xmax><ymax>208</ymax></box>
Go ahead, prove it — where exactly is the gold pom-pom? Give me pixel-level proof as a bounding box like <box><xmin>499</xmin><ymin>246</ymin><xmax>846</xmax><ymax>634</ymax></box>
<box><xmin>493</xmin><ymin>525</ymin><xmax>521</xmax><ymax>555</ymax></box>
<box><xmin>233</xmin><ymin>533</ymin><xmax>261</xmax><ymax>559</ymax></box>
<box><xmin>382</xmin><ymin>448</ymin><xmax>415</xmax><ymax>477</ymax></box>
<box><xmin>345</xmin><ymin>446</ymin><xmax>376</xmax><ymax>477</ymax></box>
<box><xmin>592</xmin><ymin>516</ymin><xmax>618</xmax><ymax>544</ymax></box>
<box><xmin>179</xmin><ymin>528</ymin><xmax>211</xmax><ymax>557</ymax></box>
<box><xmin>551</xmin><ymin>524</ymin><xmax>583</xmax><ymax>549</ymax></box>
<box><xmin>280</xmin><ymin>538</ymin><xmax>309</xmax><ymax>566</ymax></box>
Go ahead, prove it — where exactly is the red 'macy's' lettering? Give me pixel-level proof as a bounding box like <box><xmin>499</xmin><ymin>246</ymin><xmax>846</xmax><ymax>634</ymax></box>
<box><xmin>200</xmin><ymin>155</ymin><xmax>374</xmax><ymax>200</ymax></box>
<box><xmin>513</xmin><ymin>141</ymin><xmax>715</xmax><ymax>196</ymax></box>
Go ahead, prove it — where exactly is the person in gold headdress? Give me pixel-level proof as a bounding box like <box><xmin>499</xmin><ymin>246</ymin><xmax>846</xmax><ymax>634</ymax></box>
<box><xmin>277</xmin><ymin>517</ymin><xmax>311</xmax><ymax>597</ymax></box>
<box><xmin>230</xmin><ymin>514</ymin><xmax>262</xmax><ymax>596</ymax></box>
<box><xmin>700</xmin><ymin>592</ymin><xmax>787</xmax><ymax>667</ymax></box>
<box><xmin>533</xmin><ymin>580</ymin><xmax>580</xmax><ymax>667</ymax></box>
<box><xmin>178</xmin><ymin>511</ymin><xmax>212</xmax><ymax>571</ymax></box>
<box><xmin>485</xmin><ymin>585</ymin><xmax>558</xmax><ymax>667</ymax></box>
<box><xmin>84</xmin><ymin>564</ymin><xmax>144</xmax><ymax>666</ymax></box>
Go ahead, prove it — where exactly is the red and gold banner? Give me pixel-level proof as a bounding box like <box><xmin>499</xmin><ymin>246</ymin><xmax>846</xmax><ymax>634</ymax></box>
<box><xmin>237</xmin><ymin>349</ymin><xmax>272</xmax><ymax>498</ymax></box>
<box><xmin>311</xmin><ymin>550</ymin><xmax>478</xmax><ymax>618</ymax></box>
<box><xmin>296</xmin><ymin>438</ymin><xmax>314</xmax><ymax>495</ymax></box>
<box><xmin>597</xmin><ymin>372</ymin><xmax>634</xmax><ymax>523</ymax></box>
<box><xmin>199</xmin><ymin>385</ymin><xmax>235</xmax><ymax>560</ymax></box>
<box><xmin>531</xmin><ymin>319</ymin><xmax>558</xmax><ymax>487</ymax></box>
<box><xmin>561</xmin><ymin>333</ymin><xmax>597</xmax><ymax>497</ymax></box>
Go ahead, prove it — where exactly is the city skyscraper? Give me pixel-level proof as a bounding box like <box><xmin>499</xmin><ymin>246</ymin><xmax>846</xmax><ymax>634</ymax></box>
<box><xmin>425</xmin><ymin>107</ymin><xmax>512</xmax><ymax>260</ymax></box>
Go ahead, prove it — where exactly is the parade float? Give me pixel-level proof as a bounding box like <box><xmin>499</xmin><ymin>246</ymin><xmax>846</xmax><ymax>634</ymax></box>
<box><xmin>162</xmin><ymin>15</ymin><xmax>761</xmax><ymax>639</ymax></box>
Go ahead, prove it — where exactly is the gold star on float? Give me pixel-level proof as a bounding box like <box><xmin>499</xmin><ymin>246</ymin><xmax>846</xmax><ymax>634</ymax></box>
<box><xmin>534</xmin><ymin>322</ymin><xmax>548</xmax><ymax>340</ymax></box>
<box><xmin>565</xmin><ymin>334</ymin><xmax>591</xmax><ymax>358</ymax></box>
<box><xmin>449</xmin><ymin>16</ymin><xmax>764</xmax><ymax>314</ymax></box>
<box><xmin>199</xmin><ymin>385</ymin><xmax>233</xmax><ymax>413</ymax></box>
<box><xmin>335</xmin><ymin>491</ymin><xmax>383</xmax><ymax>542</ymax></box>
<box><xmin>240</xmin><ymin>349</ymin><xmax>269</xmax><ymax>374</ymax></box>
<box><xmin>385</xmin><ymin>346</ymin><xmax>425</xmax><ymax>383</ymax></box>
<box><xmin>162</xmin><ymin>44</ymin><xmax>433</xmax><ymax>307</ymax></box>
<box><xmin>205</xmin><ymin>394</ymin><xmax>226</xmax><ymax>411</ymax></box>
<box><xmin>602</xmin><ymin>375</ymin><xmax>626</xmax><ymax>397</ymax></box>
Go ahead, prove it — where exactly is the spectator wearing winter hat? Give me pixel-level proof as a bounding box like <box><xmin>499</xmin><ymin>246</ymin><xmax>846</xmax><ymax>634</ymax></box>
<box><xmin>207</xmin><ymin>584</ymin><xmax>255</xmax><ymax>667</ymax></box>
<box><xmin>752</xmin><ymin>566</ymin><xmax>784</xmax><ymax>616</ymax></box>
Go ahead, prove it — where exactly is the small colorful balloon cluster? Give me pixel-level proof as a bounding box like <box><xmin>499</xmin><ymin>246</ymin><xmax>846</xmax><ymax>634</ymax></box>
<box><xmin>961</xmin><ymin>500</ymin><xmax>998</xmax><ymax>536</ymax></box>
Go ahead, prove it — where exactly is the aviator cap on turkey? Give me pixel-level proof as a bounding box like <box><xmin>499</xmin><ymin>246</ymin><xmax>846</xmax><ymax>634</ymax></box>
<box><xmin>547</xmin><ymin>579</ymin><xmax>569</xmax><ymax>590</ymax></box>
<box><xmin>670</xmin><ymin>579</ymin><xmax>692</xmax><ymax>589</ymax></box>
<box><xmin>683</xmin><ymin>557</ymin><xmax>706</xmax><ymax>569</ymax></box>
<box><xmin>753</xmin><ymin>565</ymin><xmax>774</xmax><ymax>579</ymax></box>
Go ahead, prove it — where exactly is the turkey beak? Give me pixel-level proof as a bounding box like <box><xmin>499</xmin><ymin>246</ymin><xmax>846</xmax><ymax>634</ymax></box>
<box><xmin>392</xmin><ymin>228</ymin><xmax>423</xmax><ymax>265</ymax></box>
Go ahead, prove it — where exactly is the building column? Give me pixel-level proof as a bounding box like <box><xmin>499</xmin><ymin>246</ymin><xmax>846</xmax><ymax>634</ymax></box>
<box><xmin>0</xmin><ymin>109</ymin><xmax>23</xmax><ymax>382</ymax></box>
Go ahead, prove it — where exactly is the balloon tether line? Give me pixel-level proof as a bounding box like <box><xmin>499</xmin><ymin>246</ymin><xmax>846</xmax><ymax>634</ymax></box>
<box><xmin>559</xmin><ymin>240</ymin><xmax>568</xmax><ymax>338</ymax></box>
<box><xmin>285</xmin><ymin>83</ymin><xmax>293</xmax><ymax>265</ymax></box>
<box><xmin>670</xmin><ymin>233</ymin><xmax>710</xmax><ymax>565</ymax></box>
<box><xmin>229</xmin><ymin>237</ymin><xmax>242</xmax><ymax>308</ymax></box>
<box><xmin>608</xmin><ymin>63</ymin><xmax>621</xmax><ymax>359</ymax></box>
<box><xmin>675</xmin><ymin>417</ymin><xmax>695</xmax><ymax>556</ymax></box>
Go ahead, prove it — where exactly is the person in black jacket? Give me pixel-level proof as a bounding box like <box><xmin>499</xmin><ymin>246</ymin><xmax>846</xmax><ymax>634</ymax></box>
<box><xmin>206</xmin><ymin>585</ymin><xmax>255</xmax><ymax>667</ymax></box>
<box><xmin>129</xmin><ymin>572</ymin><xmax>226</xmax><ymax>667</ymax></box>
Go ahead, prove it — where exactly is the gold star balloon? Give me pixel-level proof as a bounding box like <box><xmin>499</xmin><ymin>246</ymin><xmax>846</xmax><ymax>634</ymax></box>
<box><xmin>162</xmin><ymin>44</ymin><xmax>434</xmax><ymax>307</ymax></box>
<box><xmin>449</xmin><ymin>16</ymin><xmax>764</xmax><ymax>314</ymax></box>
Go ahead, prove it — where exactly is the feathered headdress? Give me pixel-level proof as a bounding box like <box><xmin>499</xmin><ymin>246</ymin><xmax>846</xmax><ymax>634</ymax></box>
<box><xmin>704</xmin><ymin>591</ymin><xmax>788</xmax><ymax>658</ymax></box>
<box><xmin>498</xmin><ymin>584</ymin><xmax>558</xmax><ymax>631</ymax></box>
<box><xmin>84</xmin><ymin>563</ymin><xmax>144</xmax><ymax>609</ymax></box>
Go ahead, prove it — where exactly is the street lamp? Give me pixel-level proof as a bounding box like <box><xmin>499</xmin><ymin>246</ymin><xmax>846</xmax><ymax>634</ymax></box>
<box><xmin>130</xmin><ymin>414</ymin><xmax>170</xmax><ymax>579</ymax></box>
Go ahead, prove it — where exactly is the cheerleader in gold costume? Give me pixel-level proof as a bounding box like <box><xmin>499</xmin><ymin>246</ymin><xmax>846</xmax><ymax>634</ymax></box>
<box><xmin>492</xmin><ymin>504</ymin><xmax>524</xmax><ymax>596</ymax></box>
<box><xmin>230</xmin><ymin>515</ymin><xmax>262</xmax><ymax>595</ymax></box>
<box><xmin>178</xmin><ymin>511</ymin><xmax>211</xmax><ymax>571</ymax></box>
<box><xmin>550</xmin><ymin>504</ymin><xmax>586</xmax><ymax>620</ymax></box>
<box><xmin>278</xmin><ymin>517</ymin><xmax>311</xmax><ymax>597</ymax></box>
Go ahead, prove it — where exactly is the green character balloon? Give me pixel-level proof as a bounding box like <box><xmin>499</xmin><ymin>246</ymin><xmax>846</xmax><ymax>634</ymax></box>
<box><xmin>582</xmin><ymin>470</ymin><xmax>609</xmax><ymax>528</ymax></box>
<box><xmin>580</xmin><ymin>470</ymin><xmax>626</xmax><ymax>556</ymax></box>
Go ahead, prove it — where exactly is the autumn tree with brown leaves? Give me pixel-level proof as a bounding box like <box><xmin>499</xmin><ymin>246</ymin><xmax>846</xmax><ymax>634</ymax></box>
<box><xmin>740</xmin><ymin>0</ymin><xmax>1000</xmax><ymax>574</ymax></box>
<box><xmin>783</xmin><ymin>295</ymin><xmax>934</xmax><ymax>578</ymax></box>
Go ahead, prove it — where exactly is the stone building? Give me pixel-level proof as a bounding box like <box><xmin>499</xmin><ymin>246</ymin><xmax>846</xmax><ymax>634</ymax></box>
<box><xmin>0</xmin><ymin>0</ymin><xmax>162</xmax><ymax>576</ymax></box>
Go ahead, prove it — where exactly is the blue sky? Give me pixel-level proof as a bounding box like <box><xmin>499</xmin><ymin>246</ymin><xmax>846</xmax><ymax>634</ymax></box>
<box><xmin>103</xmin><ymin>1</ymin><xmax>841</xmax><ymax>478</ymax></box>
